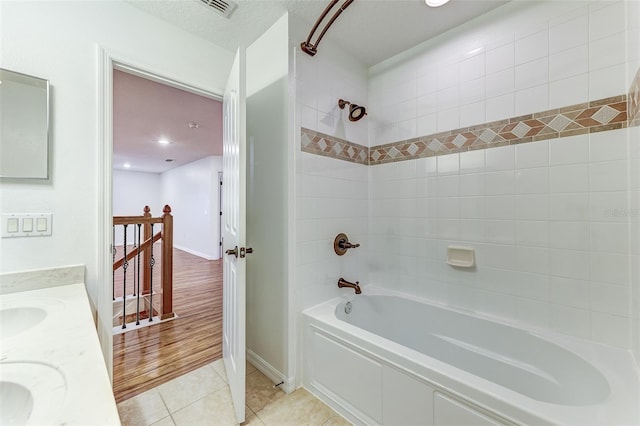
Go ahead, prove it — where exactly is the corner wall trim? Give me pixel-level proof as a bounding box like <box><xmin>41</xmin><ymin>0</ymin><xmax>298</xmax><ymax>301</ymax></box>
<box><xmin>247</xmin><ymin>349</ymin><xmax>295</xmax><ymax>394</ymax></box>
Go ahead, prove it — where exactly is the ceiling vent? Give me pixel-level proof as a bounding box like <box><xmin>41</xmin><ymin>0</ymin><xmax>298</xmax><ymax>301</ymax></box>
<box><xmin>199</xmin><ymin>0</ymin><xmax>237</xmax><ymax>18</ymax></box>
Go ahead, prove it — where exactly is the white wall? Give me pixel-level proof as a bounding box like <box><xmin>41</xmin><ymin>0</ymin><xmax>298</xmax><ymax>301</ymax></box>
<box><xmin>162</xmin><ymin>156</ymin><xmax>222</xmax><ymax>260</ymax></box>
<box><xmin>112</xmin><ymin>170</ymin><xmax>162</xmax><ymax>245</ymax></box>
<box><xmin>366</xmin><ymin>0</ymin><xmax>635</xmax><ymax>349</ymax></box>
<box><xmin>626</xmin><ymin>0</ymin><xmax>640</xmax><ymax>368</ymax></box>
<box><xmin>0</xmin><ymin>0</ymin><xmax>233</xmax><ymax>357</ymax></box>
<box><xmin>246</xmin><ymin>13</ymin><xmax>291</xmax><ymax>385</ymax></box>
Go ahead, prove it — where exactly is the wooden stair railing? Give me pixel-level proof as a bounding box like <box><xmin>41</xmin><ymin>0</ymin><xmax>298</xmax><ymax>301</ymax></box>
<box><xmin>113</xmin><ymin>205</ymin><xmax>174</xmax><ymax>322</ymax></box>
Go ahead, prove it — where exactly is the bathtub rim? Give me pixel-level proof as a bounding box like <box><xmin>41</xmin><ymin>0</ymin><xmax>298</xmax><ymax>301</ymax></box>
<box><xmin>302</xmin><ymin>285</ymin><xmax>640</xmax><ymax>426</ymax></box>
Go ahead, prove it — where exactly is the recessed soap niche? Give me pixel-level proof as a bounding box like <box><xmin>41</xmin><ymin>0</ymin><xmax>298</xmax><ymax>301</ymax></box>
<box><xmin>446</xmin><ymin>245</ymin><xmax>475</xmax><ymax>268</ymax></box>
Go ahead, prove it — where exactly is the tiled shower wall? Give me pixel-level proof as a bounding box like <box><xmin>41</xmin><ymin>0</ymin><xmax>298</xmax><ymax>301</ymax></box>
<box><xmin>367</xmin><ymin>0</ymin><xmax>636</xmax><ymax>349</ymax></box>
<box><xmin>292</xmin><ymin>20</ymin><xmax>370</xmax><ymax>312</ymax></box>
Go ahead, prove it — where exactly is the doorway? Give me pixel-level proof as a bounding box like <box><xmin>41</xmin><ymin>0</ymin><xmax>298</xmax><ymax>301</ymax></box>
<box><xmin>105</xmin><ymin>59</ymin><xmax>225</xmax><ymax>401</ymax></box>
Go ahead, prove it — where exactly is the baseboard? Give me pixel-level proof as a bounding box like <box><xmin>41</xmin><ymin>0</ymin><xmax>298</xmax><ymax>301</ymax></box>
<box><xmin>173</xmin><ymin>244</ymin><xmax>219</xmax><ymax>261</ymax></box>
<box><xmin>247</xmin><ymin>349</ymin><xmax>296</xmax><ymax>394</ymax></box>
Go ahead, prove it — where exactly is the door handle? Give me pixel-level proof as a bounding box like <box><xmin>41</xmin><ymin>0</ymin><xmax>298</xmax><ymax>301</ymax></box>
<box><xmin>225</xmin><ymin>246</ymin><xmax>238</xmax><ymax>258</ymax></box>
<box><xmin>240</xmin><ymin>247</ymin><xmax>253</xmax><ymax>258</ymax></box>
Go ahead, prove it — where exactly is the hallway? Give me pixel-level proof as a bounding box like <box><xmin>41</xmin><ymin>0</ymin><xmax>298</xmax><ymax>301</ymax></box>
<box><xmin>113</xmin><ymin>248</ymin><xmax>223</xmax><ymax>402</ymax></box>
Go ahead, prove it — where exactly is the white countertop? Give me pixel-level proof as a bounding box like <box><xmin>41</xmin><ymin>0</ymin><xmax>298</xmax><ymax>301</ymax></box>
<box><xmin>1</xmin><ymin>283</ymin><xmax>121</xmax><ymax>425</ymax></box>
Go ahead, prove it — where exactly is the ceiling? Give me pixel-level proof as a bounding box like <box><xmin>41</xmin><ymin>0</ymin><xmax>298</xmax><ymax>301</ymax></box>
<box><xmin>116</xmin><ymin>0</ymin><xmax>509</xmax><ymax>174</ymax></box>
<box><xmin>113</xmin><ymin>69</ymin><xmax>222</xmax><ymax>173</ymax></box>
<box><xmin>127</xmin><ymin>0</ymin><xmax>509</xmax><ymax>67</ymax></box>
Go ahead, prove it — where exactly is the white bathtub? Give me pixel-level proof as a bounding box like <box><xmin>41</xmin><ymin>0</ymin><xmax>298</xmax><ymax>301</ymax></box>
<box><xmin>303</xmin><ymin>287</ymin><xmax>640</xmax><ymax>425</ymax></box>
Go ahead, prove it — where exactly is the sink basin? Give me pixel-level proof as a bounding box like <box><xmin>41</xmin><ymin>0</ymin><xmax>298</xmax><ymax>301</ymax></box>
<box><xmin>0</xmin><ymin>381</ymin><xmax>33</xmax><ymax>425</ymax></box>
<box><xmin>0</xmin><ymin>362</ymin><xmax>67</xmax><ymax>425</ymax></box>
<box><xmin>0</xmin><ymin>307</ymin><xmax>47</xmax><ymax>339</ymax></box>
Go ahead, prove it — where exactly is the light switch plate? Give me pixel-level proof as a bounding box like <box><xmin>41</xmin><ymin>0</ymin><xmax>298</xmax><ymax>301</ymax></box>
<box><xmin>1</xmin><ymin>213</ymin><xmax>53</xmax><ymax>238</ymax></box>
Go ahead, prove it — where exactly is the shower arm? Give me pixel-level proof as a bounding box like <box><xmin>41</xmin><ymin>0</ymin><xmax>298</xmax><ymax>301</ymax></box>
<box><xmin>301</xmin><ymin>0</ymin><xmax>354</xmax><ymax>56</ymax></box>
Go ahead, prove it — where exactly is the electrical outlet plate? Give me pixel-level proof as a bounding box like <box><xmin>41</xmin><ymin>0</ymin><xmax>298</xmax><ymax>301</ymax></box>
<box><xmin>1</xmin><ymin>213</ymin><xmax>53</xmax><ymax>238</ymax></box>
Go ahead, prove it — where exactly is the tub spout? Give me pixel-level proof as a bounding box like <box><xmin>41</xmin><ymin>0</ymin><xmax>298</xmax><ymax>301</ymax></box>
<box><xmin>338</xmin><ymin>277</ymin><xmax>361</xmax><ymax>294</ymax></box>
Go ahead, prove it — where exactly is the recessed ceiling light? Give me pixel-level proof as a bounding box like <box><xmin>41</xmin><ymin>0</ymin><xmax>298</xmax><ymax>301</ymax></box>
<box><xmin>188</xmin><ymin>122</ymin><xmax>199</xmax><ymax>129</ymax></box>
<box><xmin>158</xmin><ymin>139</ymin><xmax>170</xmax><ymax>145</ymax></box>
<box><xmin>123</xmin><ymin>163</ymin><xmax>131</xmax><ymax>168</ymax></box>
<box><xmin>425</xmin><ymin>0</ymin><xmax>450</xmax><ymax>6</ymax></box>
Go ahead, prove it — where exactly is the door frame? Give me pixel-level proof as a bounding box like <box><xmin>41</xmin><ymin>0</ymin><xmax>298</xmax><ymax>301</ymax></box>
<box><xmin>97</xmin><ymin>45</ymin><xmax>223</xmax><ymax>380</ymax></box>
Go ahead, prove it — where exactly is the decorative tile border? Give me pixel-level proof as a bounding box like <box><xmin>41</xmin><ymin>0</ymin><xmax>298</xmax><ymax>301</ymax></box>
<box><xmin>629</xmin><ymin>67</ymin><xmax>640</xmax><ymax>127</ymax></box>
<box><xmin>301</xmin><ymin>94</ymin><xmax>632</xmax><ymax>166</ymax></box>
<box><xmin>301</xmin><ymin>128</ymin><xmax>368</xmax><ymax>165</ymax></box>
<box><xmin>368</xmin><ymin>96</ymin><xmax>627</xmax><ymax>165</ymax></box>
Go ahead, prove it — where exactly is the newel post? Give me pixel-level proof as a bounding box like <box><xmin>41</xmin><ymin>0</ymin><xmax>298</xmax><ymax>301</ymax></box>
<box><xmin>143</xmin><ymin>206</ymin><xmax>152</xmax><ymax>295</ymax></box>
<box><xmin>161</xmin><ymin>205</ymin><xmax>174</xmax><ymax>320</ymax></box>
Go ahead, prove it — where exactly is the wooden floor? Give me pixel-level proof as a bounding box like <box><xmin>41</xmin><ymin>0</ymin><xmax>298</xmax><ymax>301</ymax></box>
<box><xmin>113</xmin><ymin>248</ymin><xmax>223</xmax><ymax>403</ymax></box>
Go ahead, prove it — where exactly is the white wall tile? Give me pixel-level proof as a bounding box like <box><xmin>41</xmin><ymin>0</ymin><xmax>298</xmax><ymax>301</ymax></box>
<box><xmin>460</xmin><ymin>53</ymin><xmax>485</xmax><ymax>82</ymax></box>
<box><xmin>485</xmin><ymin>196</ymin><xmax>515</xmax><ymax>220</ymax></box>
<box><xmin>515</xmin><ymin>29</ymin><xmax>549</xmax><ymax>65</ymax></box>
<box><xmin>417</xmin><ymin>94</ymin><xmax>437</xmax><ymax>117</ymax></box>
<box><xmin>416</xmin><ymin>113</ymin><xmax>437</xmax><ymax>137</ymax></box>
<box><xmin>437</xmin><ymin>86</ymin><xmax>459</xmax><ymax>111</ymax></box>
<box><xmin>516</xmin><ymin>141</ymin><xmax>549</xmax><ymax>169</ymax></box>
<box><xmin>486</xmin><ymin>68</ymin><xmax>514</xmax><ymax>98</ymax></box>
<box><xmin>436</xmin><ymin>107</ymin><xmax>459</xmax><ymax>132</ymax></box>
<box><xmin>589</xmin><ymin>1</ymin><xmax>625</xmax><ymax>41</ymax></box>
<box><xmin>549</xmin><ymin>135</ymin><xmax>590</xmax><ymax>165</ymax></box>
<box><xmin>515</xmin><ymin>84</ymin><xmax>548</xmax><ymax>116</ymax></box>
<box><xmin>486</xmin><ymin>43</ymin><xmax>514</xmax><ymax>75</ymax></box>
<box><xmin>589</xmin><ymin>160</ymin><xmax>628</xmax><ymax>192</ymax></box>
<box><xmin>437</xmin><ymin>62</ymin><xmax>459</xmax><ymax>90</ymax></box>
<box><xmin>516</xmin><ymin>168</ymin><xmax>549</xmax><ymax>194</ymax></box>
<box><xmin>485</xmin><ymin>171</ymin><xmax>515</xmax><ymax>195</ymax></box>
<box><xmin>486</xmin><ymin>145</ymin><xmax>515</xmax><ymax>171</ymax></box>
<box><xmin>550</xmin><ymin>276</ymin><xmax>590</xmax><ymax>309</ymax></box>
<box><xmin>516</xmin><ymin>194</ymin><xmax>549</xmax><ymax>221</ymax></box>
<box><xmin>516</xmin><ymin>220</ymin><xmax>549</xmax><ymax>248</ymax></box>
<box><xmin>460</xmin><ymin>150</ymin><xmax>485</xmax><ymax>174</ymax></box>
<box><xmin>459</xmin><ymin>102</ymin><xmax>485</xmax><ymax>128</ymax></box>
<box><xmin>589</xmin><ymin>31</ymin><xmax>626</xmax><ymax>71</ymax></box>
<box><xmin>460</xmin><ymin>175</ymin><xmax>485</xmax><ymax>197</ymax></box>
<box><xmin>549</xmin><ymin>73</ymin><xmax>589</xmax><ymax>108</ymax></box>
<box><xmin>550</xmin><ymin>249</ymin><xmax>590</xmax><ymax>280</ymax></box>
<box><xmin>417</xmin><ymin>72</ymin><xmax>437</xmax><ymax>97</ymax></box>
<box><xmin>516</xmin><ymin>247</ymin><xmax>550</xmax><ymax>276</ymax></box>
<box><xmin>590</xmin><ymin>222</ymin><xmax>629</xmax><ymax>254</ymax></box>
<box><xmin>549</xmin><ymin>221</ymin><xmax>590</xmax><ymax>251</ymax></box>
<box><xmin>549</xmin><ymin>44</ymin><xmax>588</xmax><ymax>82</ymax></box>
<box><xmin>549</xmin><ymin>13</ymin><xmax>588</xmax><ymax>54</ymax></box>
<box><xmin>589</xmin><ymin>192</ymin><xmax>628</xmax><ymax>222</ymax></box>
<box><xmin>485</xmin><ymin>220</ymin><xmax>516</xmax><ymax>244</ymax></box>
<box><xmin>591</xmin><ymin>282</ymin><xmax>629</xmax><ymax>316</ymax></box>
<box><xmin>590</xmin><ymin>252</ymin><xmax>629</xmax><ymax>285</ymax></box>
<box><xmin>460</xmin><ymin>197</ymin><xmax>486</xmax><ymax>219</ymax></box>
<box><xmin>486</xmin><ymin>93</ymin><xmax>515</xmax><ymax>122</ymax></box>
<box><xmin>437</xmin><ymin>154</ymin><xmax>459</xmax><ymax>175</ymax></box>
<box><xmin>460</xmin><ymin>78</ymin><xmax>485</xmax><ymax>105</ymax></box>
<box><xmin>589</xmin><ymin>63</ymin><xmax>627</xmax><ymax>100</ymax></box>
<box><xmin>549</xmin><ymin>164</ymin><xmax>589</xmax><ymax>193</ymax></box>
<box><xmin>589</xmin><ymin>129</ymin><xmax>628</xmax><ymax>162</ymax></box>
<box><xmin>436</xmin><ymin>175</ymin><xmax>460</xmax><ymax>197</ymax></box>
<box><xmin>515</xmin><ymin>58</ymin><xmax>548</xmax><ymax>90</ymax></box>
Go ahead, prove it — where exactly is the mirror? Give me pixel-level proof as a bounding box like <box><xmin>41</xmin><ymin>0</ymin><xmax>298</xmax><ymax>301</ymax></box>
<box><xmin>0</xmin><ymin>68</ymin><xmax>50</xmax><ymax>179</ymax></box>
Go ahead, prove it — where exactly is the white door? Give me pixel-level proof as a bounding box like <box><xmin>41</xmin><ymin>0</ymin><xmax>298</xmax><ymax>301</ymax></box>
<box><xmin>222</xmin><ymin>47</ymin><xmax>247</xmax><ymax>424</ymax></box>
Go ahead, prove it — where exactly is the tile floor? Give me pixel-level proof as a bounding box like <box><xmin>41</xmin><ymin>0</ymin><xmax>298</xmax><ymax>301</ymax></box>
<box><xmin>116</xmin><ymin>360</ymin><xmax>351</xmax><ymax>426</ymax></box>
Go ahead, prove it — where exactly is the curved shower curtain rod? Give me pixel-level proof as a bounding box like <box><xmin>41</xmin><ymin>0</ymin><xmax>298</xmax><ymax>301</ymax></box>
<box><xmin>300</xmin><ymin>0</ymin><xmax>355</xmax><ymax>57</ymax></box>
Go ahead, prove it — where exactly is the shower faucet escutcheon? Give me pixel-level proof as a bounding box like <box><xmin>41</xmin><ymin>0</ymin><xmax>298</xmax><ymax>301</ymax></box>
<box><xmin>333</xmin><ymin>233</ymin><xmax>360</xmax><ymax>256</ymax></box>
<box><xmin>338</xmin><ymin>277</ymin><xmax>361</xmax><ymax>294</ymax></box>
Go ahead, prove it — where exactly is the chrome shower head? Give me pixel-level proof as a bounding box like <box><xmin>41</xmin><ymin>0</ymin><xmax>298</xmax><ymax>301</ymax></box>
<box><xmin>338</xmin><ymin>99</ymin><xmax>367</xmax><ymax>122</ymax></box>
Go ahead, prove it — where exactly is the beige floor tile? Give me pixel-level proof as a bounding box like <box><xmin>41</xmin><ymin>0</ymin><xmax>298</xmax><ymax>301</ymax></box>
<box><xmin>242</xmin><ymin>414</ymin><xmax>265</xmax><ymax>425</ymax></box>
<box><xmin>245</xmin><ymin>370</ymin><xmax>285</xmax><ymax>413</ymax></box>
<box><xmin>322</xmin><ymin>414</ymin><xmax>352</xmax><ymax>426</ymax></box>
<box><xmin>172</xmin><ymin>387</ymin><xmax>237</xmax><ymax>426</ymax></box>
<box><xmin>117</xmin><ymin>388</ymin><xmax>170</xmax><ymax>426</ymax></box>
<box><xmin>246</xmin><ymin>360</ymin><xmax>257</xmax><ymax>374</ymax></box>
<box><xmin>211</xmin><ymin>359</ymin><xmax>228</xmax><ymax>383</ymax></box>
<box><xmin>256</xmin><ymin>388</ymin><xmax>336</xmax><ymax>426</ymax></box>
<box><xmin>158</xmin><ymin>364</ymin><xmax>227</xmax><ymax>413</ymax></box>
<box><xmin>150</xmin><ymin>415</ymin><xmax>176</xmax><ymax>426</ymax></box>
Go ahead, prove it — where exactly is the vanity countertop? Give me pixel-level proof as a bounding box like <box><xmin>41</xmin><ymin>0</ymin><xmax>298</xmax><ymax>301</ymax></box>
<box><xmin>1</xmin><ymin>283</ymin><xmax>120</xmax><ymax>425</ymax></box>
